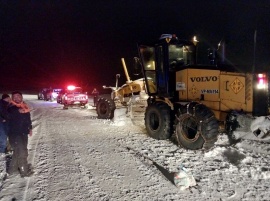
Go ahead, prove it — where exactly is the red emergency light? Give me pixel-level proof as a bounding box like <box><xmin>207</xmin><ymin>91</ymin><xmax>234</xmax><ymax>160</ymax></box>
<box><xmin>257</xmin><ymin>74</ymin><xmax>267</xmax><ymax>89</ymax></box>
<box><xmin>67</xmin><ymin>85</ymin><xmax>76</xmax><ymax>90</ymax></box>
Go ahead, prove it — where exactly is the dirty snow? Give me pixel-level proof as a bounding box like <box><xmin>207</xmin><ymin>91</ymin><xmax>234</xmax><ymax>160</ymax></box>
<box><xmin>0</xmin><ymin>95</ymin><xmax>269</xmax><ymax>201</ymax></box>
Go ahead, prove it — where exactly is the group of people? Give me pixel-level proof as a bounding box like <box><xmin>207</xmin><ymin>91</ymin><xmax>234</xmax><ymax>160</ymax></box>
<box><xmin>0</xmin><ymin>91</ymin><xmax>33</xmax><ymax>177</ymax></box>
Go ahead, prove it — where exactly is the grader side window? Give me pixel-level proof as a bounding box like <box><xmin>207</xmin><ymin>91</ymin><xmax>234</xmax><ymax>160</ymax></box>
<box><xmin>169</xmin><ymin>44</ymin><xmax>184</xmax><ymax>67</ymax></box>
<box><xmin>139</xmin><ymin>46</ymin><xmax>155</xmax><ymax>70</ymax></box>
<box><xmin>169</xmin><ymin>45</ymin><xmax>183</xmax><ymax>60</ymax></box>
<box><xmin>139</xmin><ymin>46</ymin><xmax>158</xmax><ymax>94</ymax></box>
<box><xmin>145</xmin><ymin>71</ymin><xmax>157</xmax><ymax>94</ymax></box>
<box><xmin>169</xmin><ymin>44</ymin><xmax>195</xmax><ymax>66</ymax></box>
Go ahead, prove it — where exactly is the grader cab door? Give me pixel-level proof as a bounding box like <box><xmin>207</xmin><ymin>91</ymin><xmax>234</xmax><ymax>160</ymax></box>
<box><xmin>138</xmin><ymin>45</ymin><xmax>158</xmax><ymax>96</ymax></box>
<box><xmin>138</xmin><ymin>44</ymin><xmax>170</xmax><ymax>97</ymax></box>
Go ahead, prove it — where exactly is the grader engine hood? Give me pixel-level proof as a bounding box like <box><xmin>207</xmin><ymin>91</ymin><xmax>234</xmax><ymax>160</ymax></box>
<box><xmin>176</xmin><ymin>69</ymin><xmax>220</xmax><ymax>102</ymax></box>
<box><xmin>176</xmin><ymin>69</ymin><xmax>261</xmax><ymax>120</ymax></box>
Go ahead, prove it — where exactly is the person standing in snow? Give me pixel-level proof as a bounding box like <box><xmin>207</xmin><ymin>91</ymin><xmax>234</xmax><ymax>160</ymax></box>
<box><xmin>92</xmin><ymin>88</ymin><xmax>99</xmax><ymax>107</ymax></box>
<box><xmin>7</xmin><ymin>91</ymin><xmax>33</xmax><ymax>177</ymax></box>
<box><xmin>0</xmin><ymin>94</ymin><xmax>11</xmax><ymax>156</ymax></box>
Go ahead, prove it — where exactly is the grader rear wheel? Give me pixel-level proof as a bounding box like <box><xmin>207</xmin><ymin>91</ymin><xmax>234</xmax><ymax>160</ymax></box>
<box><xmin>145</xmin><ymin>102</ymin><xmax>173</xmax><ymax>140</ymax></box>
<box><xmin>96</xmin><ymin>97</ymin><xmax>116</xmax><ymax>119</ymax></box>
<box><xmin>176</xmin><ymin>102</ymin><xmax>219</xmax><ymax>150</ymax></box>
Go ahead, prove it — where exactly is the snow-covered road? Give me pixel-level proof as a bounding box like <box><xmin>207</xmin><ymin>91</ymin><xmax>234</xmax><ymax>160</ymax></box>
<box><xmin>0</xmin><ymin>95</ymin><xmax>269</xmax><ymax>201</ymax></box>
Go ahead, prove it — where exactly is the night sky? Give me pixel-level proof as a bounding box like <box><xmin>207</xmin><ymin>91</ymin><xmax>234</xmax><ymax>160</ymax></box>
<box><xmin>0</xmin><ymin>1</ymin><xmax>269</xmax><ymax>91</ymax></box>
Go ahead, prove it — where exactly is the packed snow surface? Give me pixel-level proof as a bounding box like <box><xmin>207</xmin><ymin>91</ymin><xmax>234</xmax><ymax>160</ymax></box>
<box><xmin>0</xmin><ymin>95</ymin><xmax>269</xmax><ymax>201</ymax></box>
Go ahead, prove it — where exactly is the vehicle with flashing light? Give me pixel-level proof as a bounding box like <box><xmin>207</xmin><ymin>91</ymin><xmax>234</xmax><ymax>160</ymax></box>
<box><xmin>134</xmin><ymin>34</ymin><xmax>269</xmax><ymax>150</ymax></box>
<box><xmin>58</xmin><ymin>85</ymin><xmax>88</xmax><ymax>109</ymax></box>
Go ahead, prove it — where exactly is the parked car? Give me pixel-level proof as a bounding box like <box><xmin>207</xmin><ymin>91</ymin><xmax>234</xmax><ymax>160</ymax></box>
<box><xmin>37</xmin><ymin>88</ymin><xmax>48</xmax><ymax>100</ymax></box>
<box><xmin>45</xmin><ymin>88</ymin><xmax>62</xmax><ymax>101</ymax></box>
<box><xmin>56</xmin><ymin>89</ymin><xmax>66</xmax><ymax>104</ymax></box>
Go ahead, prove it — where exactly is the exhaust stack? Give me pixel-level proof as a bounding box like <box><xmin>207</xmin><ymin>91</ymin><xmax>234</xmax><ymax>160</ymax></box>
<box><xmin>218</xmin><ymin>40</ymin><xmax>226</xmax><ymax>64</ymax></box>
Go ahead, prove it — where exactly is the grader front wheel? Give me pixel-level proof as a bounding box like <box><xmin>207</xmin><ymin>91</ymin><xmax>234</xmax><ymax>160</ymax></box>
<box><xmin>145</xmin><ymin>102</ymin><xmax>173</xmax><ymax>140</ymax></box>
<box><xmin>96</xmin><ymin>97</ymin><xmax>116</xmax><ymax>119</ymax></box>
<box><xmin>176</xmin><ymin>102</ymin><xmax>219</xmax><ymax>150</ymax></box>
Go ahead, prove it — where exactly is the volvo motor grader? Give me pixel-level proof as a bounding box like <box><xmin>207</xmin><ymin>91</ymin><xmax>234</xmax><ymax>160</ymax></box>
<box><xmin>96</xmin><ymin>58</ymin><xmax>148</xmax><ymax>119</ymax></box>
<box><xmin>135</xmin><ymin>34</ymin><xmax>269</xmax><ymax>150</ymax></box>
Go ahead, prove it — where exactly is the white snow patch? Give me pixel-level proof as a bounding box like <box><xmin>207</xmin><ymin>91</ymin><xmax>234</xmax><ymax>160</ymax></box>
<box><xmin>0</xmin><ymin>95</ymin><xmax>269</xmax><ymax>201</ymax></box>
<box><xmin>204</xmin><ymin>147</ymin><xmax>226</xmax><ymax>158</ymax></box>
<box><xmin>250</xmin><ymin>116</ymin><xmax>270</xmax><ymax>140</ymax></box>
<box><xmin>234</xmin><ymin>116</ymin><xmax>270</xmax><ymax>142</ymax></box>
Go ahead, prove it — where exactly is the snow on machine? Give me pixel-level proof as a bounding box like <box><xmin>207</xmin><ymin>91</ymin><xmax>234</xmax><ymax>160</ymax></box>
<box><xmin>96</xmin><ymin>58</ymin><xmax>148</xmax><ymax>120</ymax></box>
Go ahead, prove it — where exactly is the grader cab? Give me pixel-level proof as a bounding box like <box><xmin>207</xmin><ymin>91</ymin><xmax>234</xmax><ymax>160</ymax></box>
<box><xmin>136</xmin><ymin>34</ymin><xmax>269</xmax><ymax>150</ymax></box>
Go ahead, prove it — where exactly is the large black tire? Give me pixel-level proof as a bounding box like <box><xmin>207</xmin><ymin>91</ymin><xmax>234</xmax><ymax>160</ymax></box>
<box><xmin>145</xmin><ymin>102</ymin><xmax>173</xmax><ymax>140</ymax></box>
<box><xmin>175</xmin><ymin>102</ymin><xmax>219</xmax><ymax>150</ymax></box>
<box><xmin>96</xmin><ymin>97</ymin><xmax>115</xmax><ymax>119</ymax></box>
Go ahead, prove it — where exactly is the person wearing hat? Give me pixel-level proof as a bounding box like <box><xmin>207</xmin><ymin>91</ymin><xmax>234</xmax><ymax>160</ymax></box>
<box><xmin>0</xmin><ymin>94</ymin><xmax>11</xmax><ymax>156</ymax></box>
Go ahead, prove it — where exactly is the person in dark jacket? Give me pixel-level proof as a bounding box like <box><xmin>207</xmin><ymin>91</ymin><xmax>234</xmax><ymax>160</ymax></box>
<box><xmin>0</xmin><ymin>94</ymin><xmax>11</xmax><ymax>155</ymax></box>
<box><xmin>7</xmin><ymin>91</ymin><xmax>33</xmax><ymax>177</ymax></box>
<box><xmin>91</xmin><ymin>88</ymin><xmax>99</xmax><ymax>107</ymax></box>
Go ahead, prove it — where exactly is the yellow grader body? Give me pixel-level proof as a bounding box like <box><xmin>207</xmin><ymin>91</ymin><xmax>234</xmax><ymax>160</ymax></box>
<box><xmin>112</xmin><ymin>79</ymin><xmax>146</xmax><ymax>105</ymax></box>
<box><xmin>136</xmin><ymin>34</ymin><xmax>269</xmax><ymax>150</ymax></box>
<box><xmin>96</xmin><ymin>58</ymin><xmax>147</xmax><ymax>119</ymax></box>
<box><xmin>176</xmin><ymin>69</ymin><xmax>254</xmax><ymax>122</ymax></box>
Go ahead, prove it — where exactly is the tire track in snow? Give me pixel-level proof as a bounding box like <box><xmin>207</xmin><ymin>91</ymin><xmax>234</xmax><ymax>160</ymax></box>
<box><xmin>24</xmin><ymin>107</ymin><xmax>111</xmax><ymax>201</ymax></box>
<box><xmin>3</xmin><ymin>98</ymin><xmax>269</xmax><ymax>200</ymax></box>
<box><xmin>24</xmin><ymin>108</ymin><xmax>52</xmax><ymax>201</ymax></box>
<box><xmin>62</xmin><ymin>124</ymin><xmax>110</xmax><ymax>200</ymax></box>
<box><xmin>73</xmin><ymin>126</ymin><xmax>181</xmax><ymax>200</ymax></box>
<box><xmin>23</xmin><ymin>106</ymin><xmax>74</xmax><ymax>200</ymax></box>
<box><xmin>23</xmin><ymin>116</ymin><xmax>44</xmax><ymax>201</ymax></box>
<box><xmin>117</xmin><ymin>132</ymin><xmax>270</xmax><ymax>200</ymax></box>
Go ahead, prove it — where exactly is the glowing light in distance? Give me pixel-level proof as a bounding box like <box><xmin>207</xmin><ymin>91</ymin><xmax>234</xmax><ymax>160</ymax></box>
<box><xmin>67</xmin><ymin>85</ymin><xmax>76</xmax><ymax>90</ymax></box>
<box><xmin>257</xmin><ymin>74</ymin><xmax>267</xmax><ymax>89</ymax></box>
